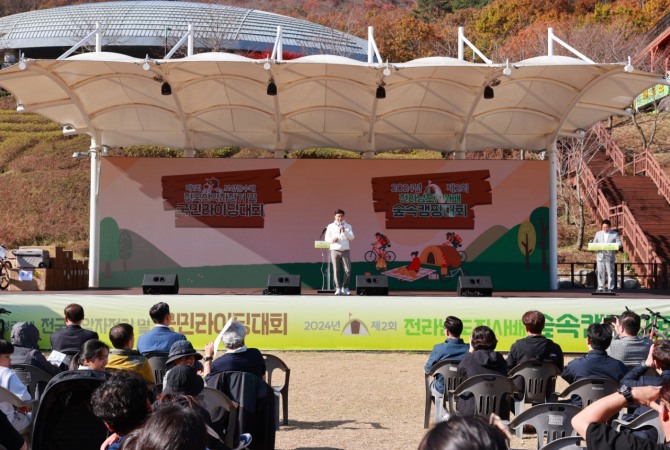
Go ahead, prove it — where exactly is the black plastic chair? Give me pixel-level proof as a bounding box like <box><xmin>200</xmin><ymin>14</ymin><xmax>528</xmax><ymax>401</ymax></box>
<box><xmin>538</xmin><ymin>436</ymin><xmax>586</xmax><ymax>450</ymax></box>
<box><xmin>144</xmin><ymin>351</ymin><xmax>168</xmax><ymax>385</ymax></box>
<box><xmin>447</xmin><ymin>374</ymin><xmax>515</xmax><ymax>418</ymax></box>
<box><xmin>509</xmin><ymin>403</ymin><xmax>580</xmax><ymax>449</ymax></box>
<box><xmin>553</xmin><ymin>378</ymin><xmax>619</xmax><ymax>408</ymax></box>
<box><xmin>11</xmin><ymin>363</ymin><xmax>53</xmax><ymax>401</ymax></box>
<box><xmin>206</xmin><ymin>370</ymin><xmax>276</xmax><ymax>450</ymax></box>
<box><xmin>31</xmin><ymin>370</ymin><xmax>109</xmax><ymax>450</ymax></box>
<box><xmin>424</xmin><ymin>359</ymin><xmax>463</xmax><ymax>428</ymax></box>
<box><xmin>263</xmin><ymin>353</ymin><xmax>291</xmax><ymax>426</ymax></box>
<box><xmin>202</xmin><ymin>386</ymin><xmax>240</xmax><ymax>449</ymax></box>
<box><xmin>613</xmin><ymin>409</ymin><xmax>665</xmax><ymax>444</ymax></box>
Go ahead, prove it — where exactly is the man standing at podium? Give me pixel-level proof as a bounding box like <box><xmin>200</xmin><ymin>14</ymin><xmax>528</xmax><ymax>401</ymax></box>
<box><xmin>592</xmin><ymin>219</ymin><xmax>622</xmax><ymax>292</ymax></box>
<box><xmin>325</xmin><ymin>209</ymin><xmax>355</xmax><ymax>296</ymax></box>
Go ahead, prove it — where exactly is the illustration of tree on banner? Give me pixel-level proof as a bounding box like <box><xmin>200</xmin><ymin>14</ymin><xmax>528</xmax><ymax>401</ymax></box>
<box><xmin>518</xmin><ymin>221</ymin><xmax>536</xmax><ymax>269</ymax></box>
<box><xmin>100</xmin><ymin>217</ymin><xmax>120</xmax><ymax>279</ymax></box>
<box><xmin>530</xmin><ymin>207</ymin><xmax>549</xmax><ymax>272</ymax></box>
<box><xmin>119</xmin><ymin>230</ymin><xmax>133</xmax><ymax>272</ymax></box>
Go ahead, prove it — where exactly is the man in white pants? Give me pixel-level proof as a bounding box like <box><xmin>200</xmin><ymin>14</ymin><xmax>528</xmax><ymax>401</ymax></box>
<box><xmin>592</xmin><ymin>219</ymin><xmax>622</xmax><ymax>291</ymax></box>
<box><xmin>325</xmin><ymin>209</ymin><xmax>355</xmax><ymax>296</ymax></box>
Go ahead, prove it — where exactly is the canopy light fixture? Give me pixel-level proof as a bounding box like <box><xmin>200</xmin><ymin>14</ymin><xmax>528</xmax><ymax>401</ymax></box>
<box><xmin>484</xmin><ymin>85</ymin><xmax>494</xmax><ymax>99</ymax></box>
<box><xmin>575</xmin><ymin>128</ymin><xmax>586</xmax><ymax>139</ymax></box>
<box><xmin>503</xmin><ymin>59</ymin><xmax>512</xmax><ymax>76</ymax></box>
<box><xmin>376</xmin><ymin>82</ymin><xmax>386</xmax><ymax>99</ymax></box>
<box><xmin>142</xmin><ymin>55</ymin><xmax>152</xmax><ymax>71</ymax></box>
<box><xmin>161</xmin><ymin>81</ymin><xmax>172</xmax><ymax>95</ymax></box>
<box><xmin>624</xmin><ymin>56</ymin><xmax>634</xmax><ymax>73</ymax></box>
<box><xmin>16</xmin><ymin>104</ymin><xmax>25</xmax><ymax>113</ymax></box>
<box><xmin>63</xmin><ymin>124</ymin><xmax>77</xmax><ymax>136</ymax></box>
<box><xmin>267</xmin><ymin>79</ymin><xmax>277</xmax><ymax>96</ymax></box>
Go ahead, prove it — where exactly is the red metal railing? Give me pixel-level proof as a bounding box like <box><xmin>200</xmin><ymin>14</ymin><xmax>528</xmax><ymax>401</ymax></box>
<box><xmin>633</xmin><ymin>149</ymin><xmax>670</xmax><ymax>207</ymax></box>
<box><xmin>593</xmin><ymin>123</ymin><xmax>626</xmax><ymax>174</ymax></box>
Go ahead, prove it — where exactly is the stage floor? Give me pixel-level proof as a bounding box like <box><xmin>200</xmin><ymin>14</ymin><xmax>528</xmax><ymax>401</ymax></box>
<box><xmin>2</xmin><ymin>287</ymin><xmax>670</xmax><ymax>298</ymax></box>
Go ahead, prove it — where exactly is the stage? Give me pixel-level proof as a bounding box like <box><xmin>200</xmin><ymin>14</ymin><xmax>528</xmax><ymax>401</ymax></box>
<box><xmin>1</xmin><ymin>288</ymin><xmax>668</xmax><ymax>353</ymax></box>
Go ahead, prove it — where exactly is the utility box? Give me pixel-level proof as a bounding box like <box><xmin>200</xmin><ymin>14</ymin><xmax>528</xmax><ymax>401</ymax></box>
<box><xmin>12</xmin><ymin>249</ymin><xmax>50</xmax><ymax>268</ymax></box>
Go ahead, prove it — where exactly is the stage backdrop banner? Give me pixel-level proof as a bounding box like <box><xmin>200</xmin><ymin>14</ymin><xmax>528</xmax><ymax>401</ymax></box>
<box><xmin>1</xmin><ymin>295</ymin><xmax>668</xmax><ymax>353</ymax></box>
<box><xmin>99</xmin><ymin>158</ymin><xmax>551</xmax><ymax>291</ymax></box>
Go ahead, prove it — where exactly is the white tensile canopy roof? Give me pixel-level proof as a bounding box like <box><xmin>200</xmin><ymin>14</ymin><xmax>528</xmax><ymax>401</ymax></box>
<box><xmin>0</xmin><ymin>51</ymin><xmax>664</xmax><ymax>153</ymax></box>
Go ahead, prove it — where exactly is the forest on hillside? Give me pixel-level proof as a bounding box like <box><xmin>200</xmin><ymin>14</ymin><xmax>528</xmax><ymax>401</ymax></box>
<box><xmin>3</xmin><ymin>0</ymin><xmax>670</xmax><ymax>69</ymax></box>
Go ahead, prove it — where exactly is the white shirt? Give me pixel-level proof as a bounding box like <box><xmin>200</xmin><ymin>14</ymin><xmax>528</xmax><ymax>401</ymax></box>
<box><xmin>325</xmin><ymin>221</ymin><xmax>355</xmax><ymax>251</ymax></box>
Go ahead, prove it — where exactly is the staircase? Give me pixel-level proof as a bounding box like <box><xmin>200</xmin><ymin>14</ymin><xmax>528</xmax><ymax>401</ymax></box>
<box><xmin>577</xmin><ymin>124</ymin><xmax>670</xmax><ymax>287</ymax></box>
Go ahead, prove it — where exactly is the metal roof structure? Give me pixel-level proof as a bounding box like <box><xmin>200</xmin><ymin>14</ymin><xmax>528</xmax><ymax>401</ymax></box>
<box><xmin>0</xmin><ymin>1</ymin><xmax>369</xmax><ymax>60</ymax></box>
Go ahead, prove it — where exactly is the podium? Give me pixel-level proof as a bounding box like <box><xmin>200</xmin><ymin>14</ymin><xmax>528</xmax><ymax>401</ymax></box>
<box><xmin>587</xmin><ymin>242</ymin><xmax>619</xmax><ymax>296</ymax></box>
<box><xmin>587</xmin><ymin>243</ymin><xmax>620</xmax><ymax>251</ymax></box>
<box><xmin>315</xmin><ymin>241</ymin><xmax>334</xmax><ymax>293</ymax></box>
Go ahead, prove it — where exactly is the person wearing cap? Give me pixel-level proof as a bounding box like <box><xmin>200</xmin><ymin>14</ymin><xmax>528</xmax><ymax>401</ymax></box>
<box><xmin>105</xmin><ymin>323</ymin><xmax>155</xmax><ymax>387</ymax></box>
<box><xmin>162</xmin><ymin>365</ymin><xmax>204</xmax><ymax>398</ymax></box>
<box><xmin>10</xmin><ymin>322</ymin><xmax>62</xmax><ymax>376</ymax></box>
<box><xmin>137</xmin><ymin>302</ymin><xmax>187</xmax><ymax>354</ymax></box>
<box><xmin>204</xmin><ymin>321</ymin><xmax>265</xmax><ymax>381</ymax></box>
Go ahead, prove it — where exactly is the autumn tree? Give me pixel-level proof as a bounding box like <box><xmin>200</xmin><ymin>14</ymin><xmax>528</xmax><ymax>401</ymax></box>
<box><xmin>518</xmin><ymin>220</ymin><xmax>536</xmax><ymax>269</ymax></box>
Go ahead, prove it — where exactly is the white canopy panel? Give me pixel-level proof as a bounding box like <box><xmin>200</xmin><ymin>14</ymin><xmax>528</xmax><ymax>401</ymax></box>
<box><xmin>0</xmin><ymin>52</ymin><xmax>664</xmax><ymax>152</ymax></box>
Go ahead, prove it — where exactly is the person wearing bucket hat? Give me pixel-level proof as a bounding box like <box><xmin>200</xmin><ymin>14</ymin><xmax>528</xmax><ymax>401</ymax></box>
<box><xmin>166</xmin><ymin>340</ymin><xmax>202</xmax><ymax>367</ymax></box>
<box><xmin>164</xmin><ymin>340</ymin><xmax>204</xmax><ymax>387</ymax></box>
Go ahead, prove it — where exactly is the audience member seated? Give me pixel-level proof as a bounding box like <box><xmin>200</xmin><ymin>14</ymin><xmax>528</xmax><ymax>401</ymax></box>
<box><xmin>507</xmin><ymin>310</ymin><xmax>564</xmax><ymax>371</ymax></box>
<box><xmin>606</xmin><ymin>310</ymin><xmax>652</xmax><ymax>370</ymax></box>
<box><xmin>10</xmin><ymin>321</ymin><xmax>62</xmax><ymax>376</ymax></box>
<box><xmin>417</xmin><ymin>414</ymin><xmax>511</xmax><ymax>450</ymax></box>
<box><xmin>119</xmin><ymin>403</ymin><xmax>208</xmax><ymax>450</ymax></box>
<box><xmin>572</xmin><ymin>380</ymin><xmax>670</xmax><ymax>450</ymax></box>
<box><xmin>507</xmin><ymin>310</ymin><xmax>564</xmax><ymax>393</ymax></box>
<box><xmin>561</xmin><ymin>323</ymin><xmax>627</xmax><ymax>406</ymax></box>
<box><xmin>137</xmin><ymin>302</ymin><xmax>187</xmax><ymax>354</ymax></box>
<box><xmin>106</xmin><ymin>323</ymin><xmax>155</xmax><ymax>386</ymax></box>
<box><xmin>92</xmin><ymin>371</ymin><xmax>151</xmax><ymax>450</ymax></box>
<box><xmin>0</xmin><ymin>411</ymin><xmax>27</xmax><ymax>450</ymax></box>
<box><xmin>50</xmin><ymin>303</ymin><xmax>99</xmax><ymax>352</ymax></box>
<box><xmin>424</xmin><ymin>316</ymin><xmax>469</xmax><ymax>395</ymax></box>
<box><xmin>456</xmin><ymin>326</ymin><xmax>508</xmax><ymax>418</ymax></box>
<box><xmin>205</xmin><ymin>321</ymin><xmax>265</xmax><ymax>380</ymax></box>
<box><xmin>70</xmin><ymin>339</ymin><xmax>110</xmax><ymax>372</ymax></box>
<box><xmin>164</xmin><ymin>340</ymin><xmax>205</xmax><ymax>385</ymax></box>
<box><xmin>163</xmin><ymin>365</ymin><xmax>204</xmax><ymax>398</ymax></box>
<box><xmin>152</xmin><ymin>394</ymin><xmax>240</xmax><ymax>450</ymax></box>
<box><xmin>619</xmin><ymin>340</ymin><xmax>670</xmax><ymax>432</ymax></box>
<box><xmin>0</xmin><ymin>340</ymin><xmax>32</xmax><ymax>432</ymax></box>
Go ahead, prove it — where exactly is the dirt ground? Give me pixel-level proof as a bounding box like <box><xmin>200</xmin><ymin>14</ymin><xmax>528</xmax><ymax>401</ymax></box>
<box><xmin>267</xmin><ymin>351</ymin><xmax>574</xmax><ymax>450</ymax></box>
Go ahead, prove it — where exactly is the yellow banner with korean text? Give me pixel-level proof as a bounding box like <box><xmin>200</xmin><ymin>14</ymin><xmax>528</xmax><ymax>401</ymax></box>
<box><xmin>1</xmin><ymin>295</ymin><xmax>668</xmax><ymax>352</ymax></box>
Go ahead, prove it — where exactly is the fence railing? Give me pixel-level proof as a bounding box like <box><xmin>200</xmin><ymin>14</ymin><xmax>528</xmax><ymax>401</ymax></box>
<box><xmin>593</xmin><ymin>123</ymin><xmax>626</xmax><ymax>174</ymax></box>
<box><xmin>633</xmin><ymin>149</ymin><xmax>670</xmax><ymax>207</ymax></box>
<box><xmin>558</xmin><ymin>261</ymin><xmax>669</xmax><ymax>289</ymax></box>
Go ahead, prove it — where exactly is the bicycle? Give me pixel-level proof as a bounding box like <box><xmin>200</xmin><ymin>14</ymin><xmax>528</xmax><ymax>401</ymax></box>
<box><xmin>364</xmin><ymin>245</ymin><xmax>396</xmax><ymax>263</ymax></box>
<box><xmin>0</xmin><ymin>246</ymin><xmax>11</xmax><ymax>290</ymax></box>
<box><xmin>639</xmin><ymin>307</ymin><xmax>670</xmax><ymax>340</ymax></box>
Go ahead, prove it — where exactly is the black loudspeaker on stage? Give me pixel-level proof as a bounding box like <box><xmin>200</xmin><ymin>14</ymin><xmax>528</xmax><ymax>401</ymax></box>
<box><xmin>457</xmin><ymin>276</ymin><xmax>493</xmax><ymax>297</ymax></box>
<box><xmin>265</xmin><ymin>274</ymin><xmax>301</xmax><ymax>295</ymax></box>
<box><xmin>356</xmin><ymin>275</ymin><xmax>389</xmax><ymax>296</ymax></box>
<box><xmin>142</xmin><ymin>274</ymin><xmax>179</xmax><ymax>295</ymax></box>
